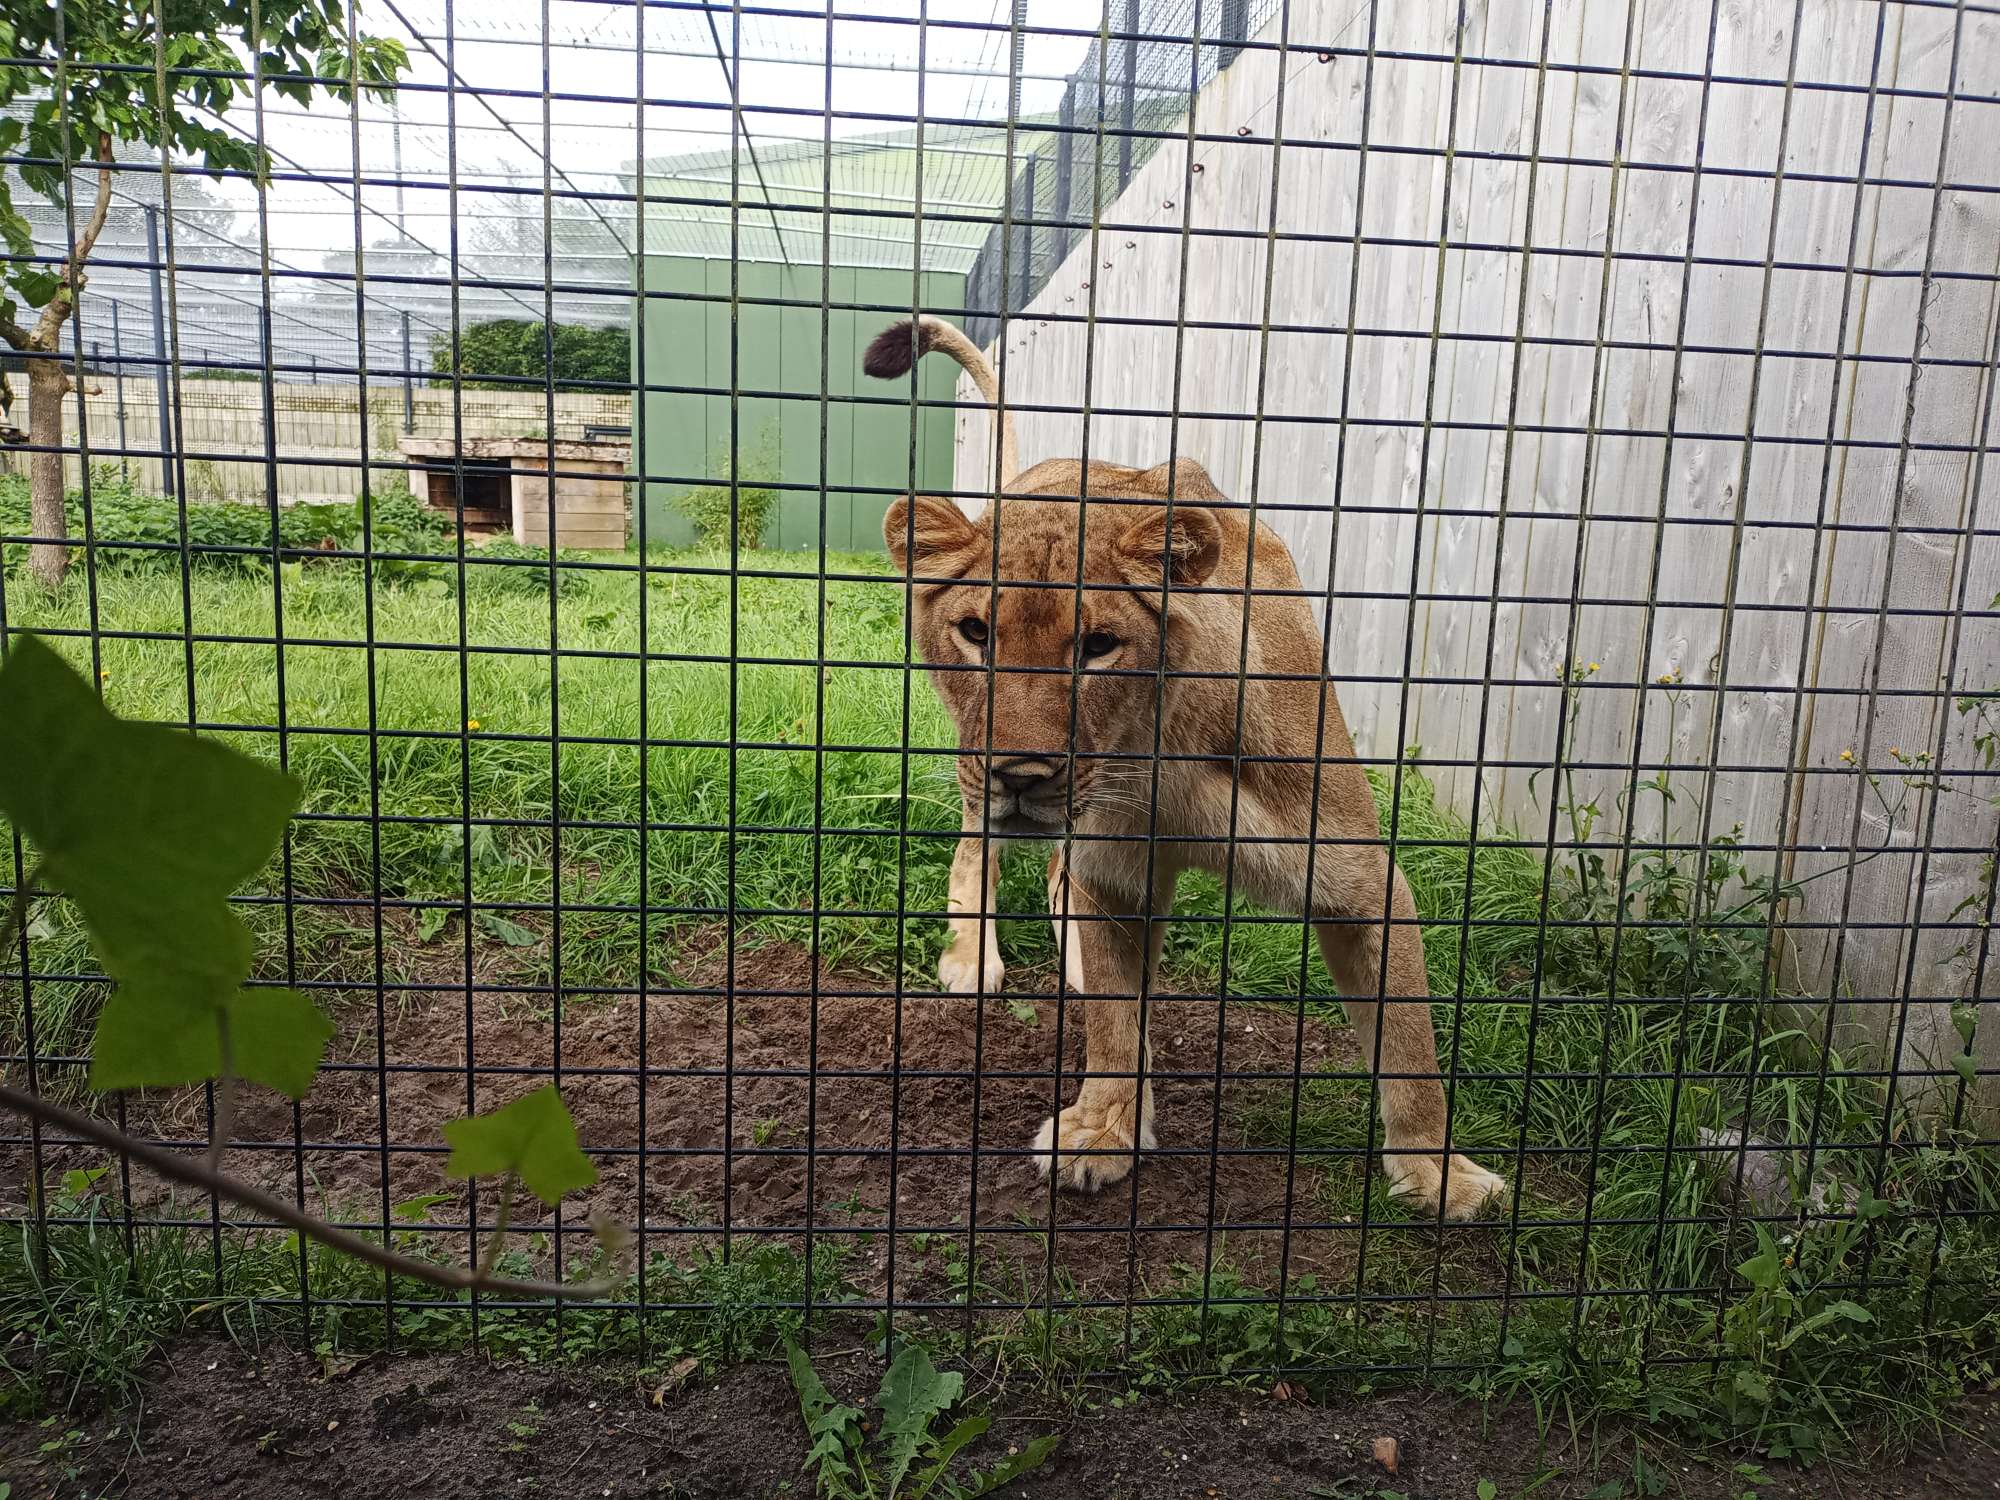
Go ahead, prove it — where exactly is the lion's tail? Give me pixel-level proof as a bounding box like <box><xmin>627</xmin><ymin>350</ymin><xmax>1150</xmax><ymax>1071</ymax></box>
<box><xmin>862</xmin><ymin>315</ymin><xmax>1019</xmax><ymax>491</ymax></box>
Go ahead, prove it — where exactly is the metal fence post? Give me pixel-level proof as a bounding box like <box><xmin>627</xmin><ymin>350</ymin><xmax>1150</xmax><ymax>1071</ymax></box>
<box><xmin>1017</xmin><ymin>152</ymin><xmax>1037</xmax><ymax>312</ymax></box>
<box><xmin>144</xmin><ymin>205</ymin><xmax>174</xmax><ymax>501</ymax></box>
<box><xmin>1120</xmin><ymin>0</ymin><xmax>1138</xmax><ymax>190</ymax></box>
<box><xmin>401</xmin><ymin>310</ymin><xmax>416</xmax><ymax>433</ymax></box>
<box><xmin>108</xmin><ymin>305</ymin><xmax>128</xmax><ymax>482</ymax></box>
<box><xmin>1221</xmin><ymin>0</ymin><xmax>1247</xmax><ymax>67</ymax></box>
<box><xmin>1055</xmin><ymin>89</ymin><xmax>1074</xmax><ymax>268</ymax></box>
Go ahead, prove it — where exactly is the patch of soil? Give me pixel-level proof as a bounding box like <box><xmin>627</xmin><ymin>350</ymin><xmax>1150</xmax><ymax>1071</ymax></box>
<box><xmin>1</xmin><ymin>1337</ymin><xmax>1990</xmax><ymax>1498</ymax></box>
<box><xmin>6</xmin><ymin>926</ymin><xmax>1463</xmax><ymax>1300</ymax></box>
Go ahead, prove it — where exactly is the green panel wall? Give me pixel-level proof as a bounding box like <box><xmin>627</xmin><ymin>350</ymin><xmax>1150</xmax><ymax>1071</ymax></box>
<box><xmin>633</xmin><ymin>260</ymin><xmax>966</xmax><ymax>553</ymax></box>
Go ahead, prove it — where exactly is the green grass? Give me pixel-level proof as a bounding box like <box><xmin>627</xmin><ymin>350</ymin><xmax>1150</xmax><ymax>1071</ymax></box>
<box><xmin>0</xmin><ymin>1174</ymin><xmax>851</xmax><ymax>1415</ymax></box>
<box><xmin>3</xmin><ymin>496</ymin><xmax>1998</xmax><ymax>1456</ymax></box>
<box><xmin>2</xmin><ymin>533</ymin><xmax>985</xmax><ymax>1061</ymax></box>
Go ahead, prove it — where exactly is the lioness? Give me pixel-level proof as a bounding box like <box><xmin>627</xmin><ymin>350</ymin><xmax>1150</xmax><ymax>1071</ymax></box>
<box><xmin>864</xmin><ymin>316</ymin><xmax>1504</xmax><ymax>1221</ymax></box>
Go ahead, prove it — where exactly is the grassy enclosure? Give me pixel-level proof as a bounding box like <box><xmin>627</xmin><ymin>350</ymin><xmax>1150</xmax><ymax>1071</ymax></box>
<box><xmin>3</xmin><ymin>487</ymin><xmax>1997</xmax><ymax>1454</ymax></box>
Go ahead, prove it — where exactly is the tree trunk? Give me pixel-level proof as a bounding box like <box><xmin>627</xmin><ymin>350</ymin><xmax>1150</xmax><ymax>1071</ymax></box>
<box><xmin>26</xmin><ymin>356</ymin><xmax>70</xmax><ymax>589</ymax></box>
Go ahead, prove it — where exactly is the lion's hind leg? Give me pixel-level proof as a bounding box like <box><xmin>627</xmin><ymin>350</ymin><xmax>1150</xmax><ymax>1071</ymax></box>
<box><xmin>1310</xmin><ymin>863</ymin><xmax>1505</xmax><ymax>1221</ymax></box>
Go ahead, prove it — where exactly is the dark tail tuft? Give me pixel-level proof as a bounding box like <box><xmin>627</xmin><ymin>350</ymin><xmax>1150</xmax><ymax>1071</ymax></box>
<box><xmin>862</xmin><ymin>318</ymin><xmax>927</xmax><ymax>380</ymax></box>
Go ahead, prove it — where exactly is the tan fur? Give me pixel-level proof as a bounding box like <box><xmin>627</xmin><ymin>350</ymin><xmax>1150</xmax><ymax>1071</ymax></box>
<box><xmin>874</xmin><ymin>327</ymin><xmax>1504</xmax><ymax>1222</ymax></box>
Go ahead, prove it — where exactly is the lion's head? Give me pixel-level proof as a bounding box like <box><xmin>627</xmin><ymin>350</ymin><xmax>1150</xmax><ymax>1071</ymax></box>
<box><xmin>885</xmin><ymin>467</ymin><xmax>1223</xmax><ymax>835</ymax></box>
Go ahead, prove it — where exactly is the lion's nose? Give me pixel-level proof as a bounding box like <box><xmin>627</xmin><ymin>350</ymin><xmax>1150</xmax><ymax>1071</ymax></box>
<box><xmin>989</xmin><ymin>757</ymin><xmax>1065</xmax><ymax>796</ymax></box>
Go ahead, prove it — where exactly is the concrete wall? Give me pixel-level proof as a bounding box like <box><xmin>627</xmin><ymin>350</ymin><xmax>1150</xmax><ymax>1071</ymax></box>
<box><xmin>633</xmin><ymin>259</ymin><xmax>965</xmax><ymax>552</ymax></box>
<box><xmin>953</xmin><ymin>0</ymin><xmax>2000</xmax><ymax>1110</ymax></box>
<box><xmin>39</xmin><ymin>377</ymin><xmax>629</xmax><ymax>505</ymax></box>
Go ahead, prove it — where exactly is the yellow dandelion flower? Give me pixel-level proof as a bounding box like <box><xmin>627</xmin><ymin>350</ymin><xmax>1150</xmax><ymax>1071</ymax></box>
<box><xmin>1889</xmin><ymin>746</ymin><xmax>1901</xmax><ymax>758</ymax></box>
<box><xmin>1588</xmin><ymin>661</ymin><xmax>1600</xmax><ymax>674</ymax></box>
<box><xmin>466</xmin><ymin>718</ymin><xmax>481</xmax><ymax>731</ymax></box>
<box><xmin>1839</xmin><ymin>748</ymin><xmax>1855</xmax><ymax>763</ymax></box>
<box><xmin>98</xmin><ymin>669</ymin><xmax>110</xmax><ymax>681</ymax></box>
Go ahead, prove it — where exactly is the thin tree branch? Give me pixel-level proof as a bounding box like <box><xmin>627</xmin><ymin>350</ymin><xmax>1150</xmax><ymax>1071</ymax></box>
<box><xmin>31</xmin><ymin>130</ymin><xmax>116</xmax><ymax>348</ymax></box>
<box><xmin>0</xmin><ymin>1083</ymin><xmax>618</xmax><ymax>1302</ymax></box>
<box><xmin>66</xmin><ymin>132</ymin><xmax>117</xmax><ymax>277</ymax></box>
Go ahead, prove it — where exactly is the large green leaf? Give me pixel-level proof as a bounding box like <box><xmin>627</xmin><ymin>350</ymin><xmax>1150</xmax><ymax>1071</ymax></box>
<box><xmin>442</xmin><ymin>1084</ymin><xmax>597</xmax><ymax>1205</ymax></box>
<box><xmin>89</xmin><ymin>984</ymin><xmax>330</xmax><ymax>1099</ymax></box>
<box><xmin>226</xmin><ymin>987</ymin><xmax>337</xmax><ymax>1098</ymax></box>
<box><xmin>876</xmin><ymin>1344</ymin><xmax>964</xmax><ymax>1498</ymax></box>
<box><xmin>0</xmin><ymin>635</ymin><xmax>316</xmax><ymax>1095</ymax></box>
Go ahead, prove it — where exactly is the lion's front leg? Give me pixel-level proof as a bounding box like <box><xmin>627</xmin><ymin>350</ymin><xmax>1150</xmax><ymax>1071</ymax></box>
<box><xmin>1033</xmin><ymin>855</ymin><xmax>1173</xmax><ymax>1192</ymax></box>
<box><xmin>939</xmin><ymin>799</ymin><xmax>1004</xmax><ymax>994</ymax></box>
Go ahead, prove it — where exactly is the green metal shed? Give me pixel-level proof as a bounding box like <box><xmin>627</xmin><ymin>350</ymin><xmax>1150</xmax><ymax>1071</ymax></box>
<box><xmin>632</xmin><ymin>259</ymin><xmax>965</xmax><ymax>554</ymax></box>
<box><xmin>628</xmin><ymin>118</ymin><xmax>1051</xmax><ymax>553</ymax></box>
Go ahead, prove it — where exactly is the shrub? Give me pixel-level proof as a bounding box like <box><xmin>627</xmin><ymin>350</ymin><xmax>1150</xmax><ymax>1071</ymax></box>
<box><xmin>0</xmin><ymin>471</ymin><xmax>451</xmax><ymax>580</ymax></box>
<box><xmin>672</xmin><ymin>429</ymin><xmax>780</xmax><ymax>550</ymax></box>
<box><xmin>465</xmin><ymin>536</ymin><xmax>592</xmax><ymax>596</ymax></box>
<box><xmin>429</xmin><ymin>319</ymin><xmax>629</xmax><ymax>392</ymax></box>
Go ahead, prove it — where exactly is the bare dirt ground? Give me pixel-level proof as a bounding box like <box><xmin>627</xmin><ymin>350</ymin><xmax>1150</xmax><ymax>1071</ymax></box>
<box><xmin>6</xmin><ymin>933</ymin><xmax>1997</xmax><ymax>1497</ymax></box>
<box><xmin>1</xmin><ymin>1337</ymin><xmax>1992</xmax><ymax>1499</ymax></box>
<box><xmin>6</xmin><ymin>925</ymin><xmax>1517</xmax><ymax>1302</ymax></box>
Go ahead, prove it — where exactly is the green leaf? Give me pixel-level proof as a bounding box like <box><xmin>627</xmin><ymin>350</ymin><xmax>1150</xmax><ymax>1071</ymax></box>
<box><xmin>1777</xmin><ymin>1298</ymin><xmax>1873</xmax><ymax>1351</ymax></box>
<box><xmin>787</xmin><ymin>1341</ymin><xmax>867</xmax><ymax>1498</ymax></box>
<box><xmin>392</xmin><ymin>1193</ymin><xmax>454</xmax><ymax>1222</ymax></box>
<box><xmin>442</xmin><ymin>1084</ymin><xmax>596</xmax><ymax>1206</ymax></box>
<box><xmin>0</xmin><ymin>636</ymin><xmax>306</xmax><ymax>1095</ymax></box>
<box><xmin>1736</xmin><ymin>1247</ymin><xmax>1784</xmax><ymax>1292</ymax></box>
<box><xmin>1478</xmin><ymin>1483</ymin><xmax>1499</xmax><ymax>1500</ymax></box>
<box><xmin>957</xmin><ymin>1434</ymin><xmax>1059</xmax><ymax>1497</ymax></box>
<box><xmin>473</xmin><ymin>910</ymin><xmax>539</xmax><ymax>948</ymax></box>
<box><xmin>1951</xmin><ymin>1051</ymin><xmax>1978</xmax><ymax>1087</ymax></box>
<box><xmin>227</xmin><ymin>987</ymin><xmax>336</xmax><ymax>1098</ymax></box>
<box><xmin>12</xmin><ymin>269</ymin><xmax>59</xmax><ymax>307</ymax></box>
<box><xmin>876</xmin><ymin>1344</ymin><xmax>963</xmax><ymax>1497</ymax></box>
<box><xmin>89</xmin><ymin>985</ymin><xmax>329</xmax><ymax>1099</ymax></box>
<box><xmin>786</xmin><ymin>1338</ymin><xmax>837</xmax><ymax>1424</ymax></box>
<box><xmin>0</xmin><ymin>639</ymin><xmax>295</xmax><ymax>962</ymax></box>
<box><xmin>60</xmin><ymin>1166</ymin><xmax>106</xmax><ymax>1198</ymax></box>
<box><xmin>906</xmin><ymin>1414</ymin><xmax>988</xmax><ymax>1499</ymax></box>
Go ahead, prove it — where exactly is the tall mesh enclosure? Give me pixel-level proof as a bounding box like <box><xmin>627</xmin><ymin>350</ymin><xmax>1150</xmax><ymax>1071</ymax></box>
<box><xmin>2</xmin><ymin>0</ymin><xmax>1999</xmax><ymax>1407</ymax></box>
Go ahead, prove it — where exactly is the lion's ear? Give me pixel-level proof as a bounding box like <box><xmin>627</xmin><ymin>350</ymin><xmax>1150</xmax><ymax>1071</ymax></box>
<box><xmin>1114</xmin><ymin>505</ymin><xmax>1221</xmax><ymax>593</ymax></box>
<box><xmin>884</xmin><ymin>495</ymin><xmax>980</xmax><ymax>576</ymax></box>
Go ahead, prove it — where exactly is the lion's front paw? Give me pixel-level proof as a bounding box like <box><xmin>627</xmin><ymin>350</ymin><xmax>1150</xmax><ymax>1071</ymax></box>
<box><xmin>1382</xmin><ymin>1150</ymin><xmax>1505</xmax><ymax>1221</ymax></box>
<box><xmin>1030</xmin><ymin>1095</ymin><xmax>1156</xmax><ymax>1192</ymax></box>
<box><xmin>938</xmin><ymin>942</ymin><xmax>1004</xmax><ymax>995</ymax></box>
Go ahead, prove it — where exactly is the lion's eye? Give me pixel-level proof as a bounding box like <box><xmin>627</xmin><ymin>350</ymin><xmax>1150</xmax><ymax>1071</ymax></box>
<box><xmin>1081</xmin><ymin>630</ymin><xmax>1121</xmax><ymax>660</ymax></box>
<box><xmin>958</xmin><ymin>617</ymin><xmax>989</xmax><ymax>648</ymax></box>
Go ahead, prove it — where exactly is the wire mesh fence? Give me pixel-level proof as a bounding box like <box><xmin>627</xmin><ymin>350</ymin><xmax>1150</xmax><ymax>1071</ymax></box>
<box><xmin>2</xmin><ymin>0</ymin><xmax>1999</xmax><ymax>1402</ymax></box>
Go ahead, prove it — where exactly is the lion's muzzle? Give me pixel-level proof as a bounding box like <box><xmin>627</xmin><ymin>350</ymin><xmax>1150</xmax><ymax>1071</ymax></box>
<box><xmin>980</xmin><ymin>755</ymin><xmax>1073</xmax><ymax>835</ymax></box>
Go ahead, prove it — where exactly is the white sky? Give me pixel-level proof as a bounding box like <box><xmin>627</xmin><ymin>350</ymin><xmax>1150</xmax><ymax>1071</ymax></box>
<box><xmin>29</xmin><ymin>1</ymin><xmax>1139</xmax><ymax>370</ymax></box>
<box><xmin>244</xmin><ymin>0</ymin><xmax>1100</xmax><ymax>262</ymax></box>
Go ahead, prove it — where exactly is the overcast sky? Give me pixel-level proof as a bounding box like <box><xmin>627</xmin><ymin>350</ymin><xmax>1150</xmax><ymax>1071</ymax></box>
<box><xmin>232</xmin><ymin>0</ymin><xmax>1100</xmax><ymax>268</ymax></box>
